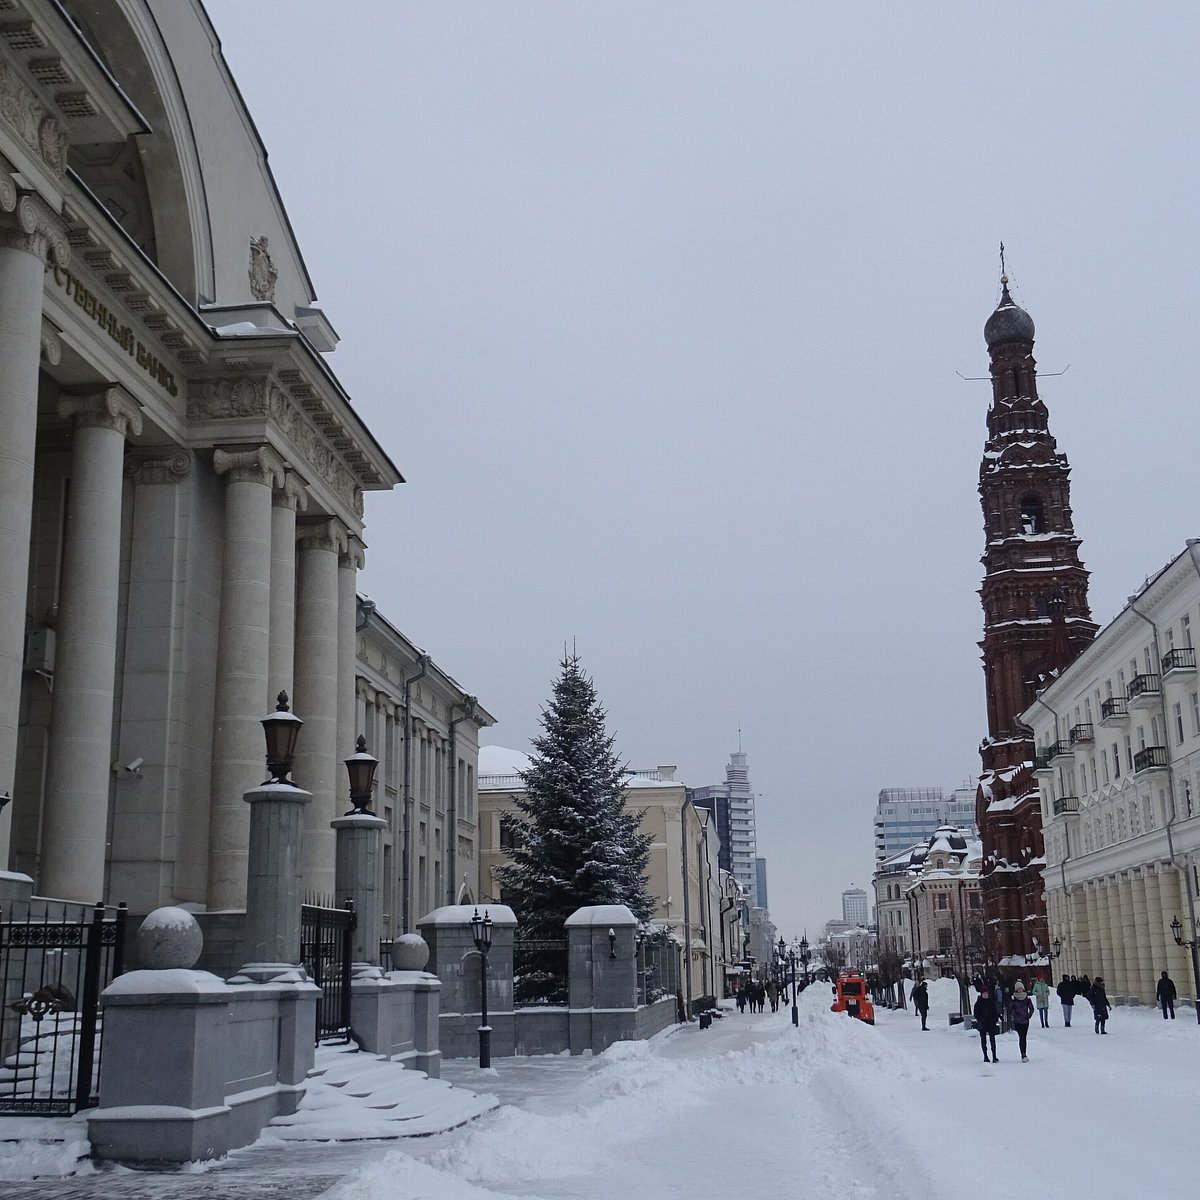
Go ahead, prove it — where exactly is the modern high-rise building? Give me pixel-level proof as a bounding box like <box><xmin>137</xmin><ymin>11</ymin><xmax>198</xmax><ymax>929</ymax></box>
<box><xmin>841</xmin><ymin>886</ymin><xmax>869</xmax><ymax>926</ymax></box>
<box><xmin>874</xmin><ymin>786</ymin><xmax>977</xmax><ymax>862</ymax></box>
<box><xmin>691</xmin><ymin>748</ymin><xmax>759</xmax><ymax>905</ymax></box>
<box><xmin>974</xmin><ymin>266</ymin><xmax>1096</xmax><ymax>960</ymax></box>
<box><xmin>755</xmin><ymin>857</ymin><xmax>769</xmax><ymax>911</ymax></box>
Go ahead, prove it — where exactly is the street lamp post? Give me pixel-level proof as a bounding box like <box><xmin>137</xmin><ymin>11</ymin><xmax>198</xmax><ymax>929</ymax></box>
<box><xmin>1169</xmin><ymin>916</ymin><xmax>1200</xmax><ymax>1026</ymax></box>
<box><xmin>470</xmin><ymin>907</ymin><xmax>494</xmax><ymax>1066</ymax></box>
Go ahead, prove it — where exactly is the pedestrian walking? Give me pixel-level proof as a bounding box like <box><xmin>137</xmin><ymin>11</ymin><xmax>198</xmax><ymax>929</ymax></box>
<box><xmin>993</xmin><ymin>979</ymin><xmax>1008</xmax><ymax>1034</ymax></box>
<box><xmin>1056</xmin><ymin>975</ymin><xmax>1074</xmax><ymax>1027</ymax></box>
<box><xmin>974</xmin><ymin>984</ymin><xmax>999</xmax><ymax>1063</ymax></box>
<box><xmin>736</xmin><ymin>985</ymin><xmax>747</xmax><ymax>1014</ymax></box>
<box><xmin>1032</xmin><ymin>976</ymin><xmax>1051</xmax><ymax>1028</ymax></box>
<box><xmin>1156</xmin><ymin>971</ymin><xmax>1177</xmax><ymax>1020</ymax></box>
<box><xmin>1009</xmin><ymin>980</ymin><xmax>1035</xmax><ymax>1062</ymax></box>
<box><xmin>1090</xmin><ymin>976</ymin><xmax>1111</xmax><ymax>1034</ymax></box>
<box><xmin>911</xmin><ymin>979</ymin><xmax>930</xmax><ymax>1031</ymax></box>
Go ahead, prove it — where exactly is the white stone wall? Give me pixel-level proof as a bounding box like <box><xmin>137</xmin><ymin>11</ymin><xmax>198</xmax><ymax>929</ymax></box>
<box><xmin>1026</xmin><ymin>545</ymin><xmax>1200</xmax><ymax>1001</ymax></box>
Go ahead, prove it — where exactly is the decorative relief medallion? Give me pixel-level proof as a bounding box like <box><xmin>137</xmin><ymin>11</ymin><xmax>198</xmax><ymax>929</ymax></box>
<box><xmin>0</xmin><ymin>59</ymin><xmax>67</xmax><ymax>176</ymax></box>
<box><xmin>248</xmin><ymin>235</ymin><xmax>277</xmax><ymax>301</ymax></box>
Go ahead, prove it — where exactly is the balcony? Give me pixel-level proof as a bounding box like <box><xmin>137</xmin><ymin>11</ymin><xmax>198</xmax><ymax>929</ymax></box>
<box><xmin>1033</xmin><ymin>749</ymin><xmax>1055</xmax><ymax>775</ymax></box>
<box><xmin>1048</xmin><ymin>739</ymin><xmax>1074</xmax><ymax>765</ymax></box>
<box><xmin>1127</xmin><ymin>674</ymin><xmax>1162</xmax><ymax>710</ymax></box>
<box><xmin>1162</xmin><ymin>646</ymin><xmax>1197</xmax><ymax>680</ymax></box>
<box><xmin>1052</xmin><ymin>795</ymin><xmax>1080</xmax><ymax>816</ymax></box>
<box><xmin>1133</xmin><ymin>745</ymin><xmax>1169</xmax><ymax>774</ymax></box>
<box><xmin>1100</xmin><ymin>696</ymin><xmax>1129</xmax><ymax>726</ymax></box>
<box><xmin>1068</xmin><ymin>723</ymin><xmax>1094</xmax><ymax>746</ymax></box>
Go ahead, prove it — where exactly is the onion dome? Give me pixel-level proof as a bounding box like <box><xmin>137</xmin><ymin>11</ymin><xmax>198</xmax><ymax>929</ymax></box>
<box><xmin>984</xmin><ymin>276</ymin><xmax>1035</xmax><ymax>348</ymax></box>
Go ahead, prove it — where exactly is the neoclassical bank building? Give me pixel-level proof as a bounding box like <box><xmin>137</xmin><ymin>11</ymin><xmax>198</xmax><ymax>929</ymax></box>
<box><xmin>0</xmin><ymin>1</ymin><xmax>487</xmax><ymax>928</ymax></box>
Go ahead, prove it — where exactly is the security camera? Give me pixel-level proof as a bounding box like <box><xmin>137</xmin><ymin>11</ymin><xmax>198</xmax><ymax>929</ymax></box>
<box><xmin>124</xmin><ymin>757</ymin><xmax>144</xmax><ymax>773</ymax></box>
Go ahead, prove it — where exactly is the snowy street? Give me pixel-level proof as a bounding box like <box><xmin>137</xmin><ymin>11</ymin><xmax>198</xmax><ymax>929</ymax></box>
<box><xmin>333</xmin><ymin>978</ymin><xmax>1197</xmax><ymax>1200</ymax></box>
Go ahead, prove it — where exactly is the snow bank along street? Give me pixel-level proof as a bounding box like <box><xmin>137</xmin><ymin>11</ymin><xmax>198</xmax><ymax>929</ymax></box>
<box><xmin>334</xmin><ymin>979</ymin><xmax>1198</xmax><ymax>1200</ymax></box>
<box><xmin>6</xmin><ymin>979</ymin><xmax>1198</xmax><ymax>1198</ymax></box>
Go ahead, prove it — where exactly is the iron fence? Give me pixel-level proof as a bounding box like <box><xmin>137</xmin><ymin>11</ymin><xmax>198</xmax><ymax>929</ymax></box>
<box><xmin>513</xmin><ymin>937</ymin><xmax>568</xmax><ymax>1006</ymax></box>
<box><xmin>300</xmin><ymin>900</ymin><xmax>355</xmax><ymax>1043</ymax></box>
<box><xmin>637</xmin><ymin>931</ymin><xmax>680</xmax><ymax>1007</ymax></box>
<box><xmin>0</xmin><ymin>901</ymin><xmax>127</xmax><ymax>1115</ymax></box>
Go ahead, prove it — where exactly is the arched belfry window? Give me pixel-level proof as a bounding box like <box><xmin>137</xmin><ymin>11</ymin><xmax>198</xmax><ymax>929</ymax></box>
<box><xmin>1019</xmin><ymin>495</ymin><xmax>1044</xmax><ymax>535</ymax></box>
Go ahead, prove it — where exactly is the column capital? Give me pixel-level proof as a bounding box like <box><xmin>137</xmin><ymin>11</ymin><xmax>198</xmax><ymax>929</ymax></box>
<box><xmin>339</xmin><ymin>533</ymin><xmax>365</xmax><ymax>571</ymax></box>
<box><xmin>273</xmin><ymin>470</ymin><xmax>309</xmax><ymax>512</ymax></box>
<box><xmin>40</xmin><ymin>320</ymin><xmax>61</xmax><ymax>366</ymax></box>
<box><xmin>0</xmin><ymin>191</ymin><xmax>68</xmax><ymax>266</ymax></box>
<box><xmin>124</xmin><ymin>449</ymin><xmax>193</xmax><ymax>486</ymax></box>
<box><xmin>296</xmin><ymin>516</ymin><xmax>348</xmax><ymax>556</ymax></box>
<box><xmin>58</xmin><ymin>386</ymin><xmax>143</xmax><ymax>438</ymax></box>
<box><xmin>356</xmin><ymin>678</ymin><xmax>376</xmax><ymax>704</ymax></box>
<box><xmin>213</xmin><ymin>444</ymin><xmax>286</xmax><ymax>489</ymax></box>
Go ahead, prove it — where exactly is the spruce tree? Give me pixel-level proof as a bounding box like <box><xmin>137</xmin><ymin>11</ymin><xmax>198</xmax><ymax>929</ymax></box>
<box><xmin>499</xmin><ymin>651</ymin><xmax>653</xmax><ymax>947</ymax></box>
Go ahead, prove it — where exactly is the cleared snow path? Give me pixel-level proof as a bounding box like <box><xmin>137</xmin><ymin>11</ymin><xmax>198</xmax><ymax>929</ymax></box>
<box><xmin>327</xmin><ymin>979</ymin><xmax>1200</xmax><ymax>1200</ymax></box>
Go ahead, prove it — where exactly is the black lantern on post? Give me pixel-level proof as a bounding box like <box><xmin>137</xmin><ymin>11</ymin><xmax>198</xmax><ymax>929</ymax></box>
<box><xmin>261</xmin><ymin>691</ymin><xmax>303</xmax><ymax>784</ymax></box>
<box><xmin>470</xmin><ymin>907</ymin><xmax>494</xmax><ymax>1066</ymax></box>
<box><xmin>343</xmin><ymin>734</ymin><xmax>379</xmax><ymax>815</ymax></box>
<box><xmin>1169</xmin><ymin>915</ymin><xmax>1200</xmax><ymax>1026</ymax></box>
<box><xmin>788</xmin><ymin>947</ymin><xmax>799</xmax><ymax>1026</ymax></box>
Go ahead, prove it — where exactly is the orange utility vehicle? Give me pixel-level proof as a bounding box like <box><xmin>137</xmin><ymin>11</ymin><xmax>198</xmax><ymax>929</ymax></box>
<box><xmin>830</xmin><ymin>972</ymin><xmax>875</xmax><ymax>1025</ymax></box>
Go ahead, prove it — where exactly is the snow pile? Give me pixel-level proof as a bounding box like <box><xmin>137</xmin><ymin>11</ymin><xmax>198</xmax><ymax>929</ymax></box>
<box><xmin>0</xmin><ymin>1116</ymin><xmax>91</xmax><ymax>1181</ymax></box>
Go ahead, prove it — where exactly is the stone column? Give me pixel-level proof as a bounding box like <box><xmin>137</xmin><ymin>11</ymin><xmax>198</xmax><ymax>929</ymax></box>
<box><xmin>1082</xmin><ymin>882</ymin><xmax>1101</xmax><ymax>977</ymax></box>
<box><xmin>40</xmin><ymin>388</ymin><xmax>143</xmax><ymax>902</ymax></box>
<box><xmin>1165</xmin><ymin>867</ymin><xmax>1195</xmax><ymax>1001</ymax></box>
<box><xmin>0</xmin><ymin>188</ymin><xmax>68</xmax><ymax>865</ymax></box>
<box><xmin>207</xmin><ymin>446</ymin><xmax>285</xmax><ymax>910</ymax></box>
<box><xmin>332</xmin><ymin>810</ymin><xmax>387</xmax><ymax>969</ymax></box>
<box><xmin>1143</xmin><ymin>866</ymin><xmax>1168</xmax><ymax>986</ymax></box>
<box><xmin>1103</xmin><ymin>877</ymin><xmax>1124</xmax><ymax>993</ymax></box>
<box><xmin>1070</xmin><ymin>883</ymin><xmax>1092</xmax><ymax>979</ymax></box>
<box><xmin>294</xmin><ymin>519</ymin><xmax>346</xmax><ymax>898</ymax></box>
<box><xmin>234</xmin><ymin>779</ymin><xmax>313</xmax><ymax>979</ymax></box>
<box><xmin>337</xmin><ymin>536</ymin><xmax>363</xmax><ymax>767</ymax></box>
<box><xmin>109</xmin><ymin>450</ymin><xmax>193</xmax><ymax>913</ymax></box>
<box><xmin>269</xmin><ymin>473</ymin><xmax>307</xmax><ymax>701</ymax></box>
<box><xmin>1117</xmin><ymin>871</ymin><xmax>1142</xmax><ymax>1002</ymax></box>
<box><xmin>1092</xmin><ymin>878</ymin><xmax>1113</xmax><ymax>981</ymax></box>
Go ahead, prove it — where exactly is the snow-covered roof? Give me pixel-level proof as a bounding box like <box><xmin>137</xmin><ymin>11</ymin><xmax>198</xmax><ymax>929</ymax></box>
<box><xmin>417</xmin><ymin>904</ymin><xmax>517</xmax><ymax>927</ymax></box>
<box><xmin>564</xmin><ymin>905</ymin><xmax>638</xmax><ymax>928</ymax></box>
<box><xmin>479</xmin><ymin>745</ymin><xmax>533</xmax><ymax>777</ymax></box>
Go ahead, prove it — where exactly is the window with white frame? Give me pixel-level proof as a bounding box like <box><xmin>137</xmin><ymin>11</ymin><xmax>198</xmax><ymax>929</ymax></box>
<box><xmin>1175</xmin><ymin>703</ymin><xmax>1185</xmax><ymax>745</ymax></box>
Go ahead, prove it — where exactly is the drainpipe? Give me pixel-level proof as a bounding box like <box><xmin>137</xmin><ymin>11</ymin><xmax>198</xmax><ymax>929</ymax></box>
<box><xmin>446</xmin><ymin>696</ymin><xmax>478</xmax><ymax>905</ymax></box>
<box><xmin>680</xmin><ymin>797</ymin><xmax>693</xmax><ymax>1017</ymax></box>
<box><xmin>401</xmin><ymin>652</ymin><xmax>431</xmax><ymax>932</ymax></box>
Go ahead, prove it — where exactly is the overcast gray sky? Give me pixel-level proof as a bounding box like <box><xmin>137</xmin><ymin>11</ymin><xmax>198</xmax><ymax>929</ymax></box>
<box><xmin>207</xmin><ymin>1</ymin><xmax>1200</xmax><ymax>941</ymax></box>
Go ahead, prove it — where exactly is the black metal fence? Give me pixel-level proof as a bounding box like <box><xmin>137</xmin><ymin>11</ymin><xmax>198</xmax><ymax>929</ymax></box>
<box><xmin>300</xmin><ymin>900</ymin><xmax>355</xmax><ymax>1043</ymax></box>
<box><xmin>513</xmin><ymin>937</ymin><xmax>568</xmax><ymax>1006</ymax></box>
<box><xmin>0</xmin><ymin>902</ymin><xmax>127</xmax><ymax>1115</ymax></box>
<box><xmin>637</xmin><ymin>930</ymin><xmax>680</xmax><ymax>1006</ymax></box>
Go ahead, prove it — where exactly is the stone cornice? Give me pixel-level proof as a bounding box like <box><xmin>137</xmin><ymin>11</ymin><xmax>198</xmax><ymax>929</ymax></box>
<box><xmin>189</xmin><ymin>376</ymin><xmax>366</xmax><ymax>519</ymax></box>
<box><xmin>58</xmin><ymin>385</ymin><xmax>142</xmax><ymax>438</ymax></box>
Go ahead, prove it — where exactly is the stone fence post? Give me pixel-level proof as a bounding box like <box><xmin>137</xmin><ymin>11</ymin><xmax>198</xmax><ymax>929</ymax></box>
<box><xmin>566</xmin><ymin>904</ymin><xmax>638</xmax><ymax>1053</ymax></box>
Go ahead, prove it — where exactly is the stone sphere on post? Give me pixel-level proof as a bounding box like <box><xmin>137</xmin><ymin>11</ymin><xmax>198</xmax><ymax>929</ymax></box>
<box><xmin>390</xmin><ymin>932</ymin><xmax>430</xmax><ymax>971</ymax></box>
<box><xmin>136</xmin><ymin>907</ymin><xmax>204</xmax><ymax>970</ymax></box>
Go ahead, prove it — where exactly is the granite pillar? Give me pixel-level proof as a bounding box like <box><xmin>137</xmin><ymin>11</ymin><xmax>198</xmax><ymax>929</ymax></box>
<box><xmin>40</xmin><ymin>387</ymin><xmax>143</xmax><ymax>902</ymax></box>
<box><xmin>0</xmin><ymin>188</ymin><xmax>67</xmax><ymax>867</ymax></box>
<box><xmin>207</xmin><ymin>445</ymin><xmax>285</xmax><ymax>909</ymax></box>
<box><xmin>294</xmin><ymin>519</ymin><xmax>345</xmax><ymax>898</ymax></box>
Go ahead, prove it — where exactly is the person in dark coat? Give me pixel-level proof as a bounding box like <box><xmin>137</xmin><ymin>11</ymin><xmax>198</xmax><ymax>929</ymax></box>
<box><xmin>1009</xmin><ymin>980</ymin><xmax>1035</xmax><ymax>1061</ymax></box>
<box><xmin>1056</xmin><ymin>975</ymin><xmax>1074</xmax><ymax>1028</ymax></box>
<box><xmin>1090</xmin><ymin>976</ymin><xmax>1111</xmax><ymax>1034</ymax></box>
<box><xmin>973</xmin><ymin>984</ymin><xmax>999</xmax><ymax>1062</ymax></box>
<box><xmin>911</xmin><ymin>979</ymin><xmax>930</xmax><ymax>1031</ymax></box>
<box><xmin>1156</xmin><ymin>971</ymin><xmax>1177</xmax><ymax>1019</ymax></box>
<box><xmin>1078</xmin><ymin>975</ymin><xmax>1092</xmax><ymax>1004</ymax></box>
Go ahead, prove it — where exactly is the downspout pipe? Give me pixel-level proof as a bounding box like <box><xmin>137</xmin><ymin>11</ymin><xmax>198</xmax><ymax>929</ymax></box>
<box><xmin>446</xmin><ymin>696</ymin><xmax>478</xmax><ymax>906</ymax></box>
<box><xmin>680</xmin><ymin>796</ymin><xmax>693</xmax><ymax>1017</ymax></box>
<box><xmin>401</xmin><ymin>652</ymin><xmax>431</xmax><ymax>932</ymax></box>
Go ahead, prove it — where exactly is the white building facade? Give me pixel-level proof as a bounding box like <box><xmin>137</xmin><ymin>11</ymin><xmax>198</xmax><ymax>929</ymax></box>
<box><xmin>0</xmin><ymin>1</ymin><xmax>402</xmax><ymax>918</ymax></box>
<box><xmin>1026</xmin><ymin>543</ymin><xmax>1200</xmax><ymax>1004</ymax></box>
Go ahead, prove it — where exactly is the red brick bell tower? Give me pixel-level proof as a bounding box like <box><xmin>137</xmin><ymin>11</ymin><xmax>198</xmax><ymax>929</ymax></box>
<box><xmin>975</xmin><ymin>259</ymin><xmax>1096</xmax><ymax>965</ymax></box>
